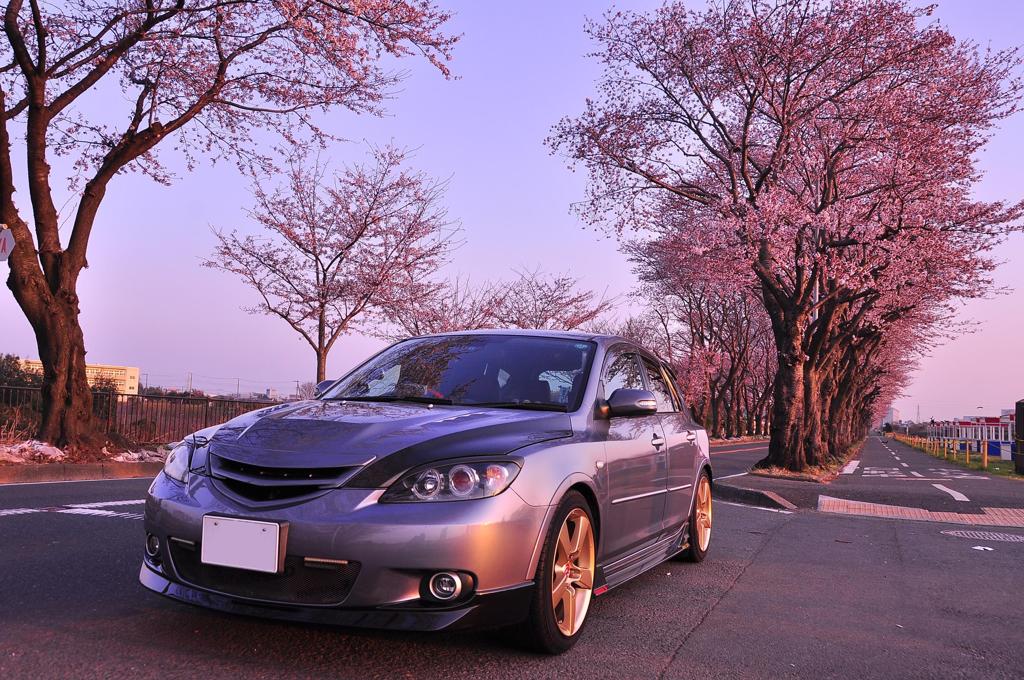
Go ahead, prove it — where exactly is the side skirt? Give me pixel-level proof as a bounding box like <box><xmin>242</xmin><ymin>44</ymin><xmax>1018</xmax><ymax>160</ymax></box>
<box><xmin>593</xmin><ymin>521</ymin><xmax>689</xmax><ymax>595</ymax></box>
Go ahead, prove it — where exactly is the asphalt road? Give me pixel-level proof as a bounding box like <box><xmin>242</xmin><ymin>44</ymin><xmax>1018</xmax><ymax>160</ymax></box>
<box><xmin>724</xmin><ymin>437</ymin><xmax>1024</xmax><ymax>515</ymax></box>
<box><xmin>709</xmin><ymin>440</ymin><xmax>769</xmax><ymax>478</ymax></box>
<box><xmin>2</xmin><ymin>469</ymin><xmax>1023</xmax><ymax>679</ymax></box>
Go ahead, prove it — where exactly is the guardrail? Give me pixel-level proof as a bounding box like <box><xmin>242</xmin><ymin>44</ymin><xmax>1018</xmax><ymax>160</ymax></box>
<box><xmin>887</xmin><ymin>432</ymin><xmax>1019</xmax><ymax>474</ymax></box>
<box><xmin>0</xmin><ymin>385</ymin><xmax>283</xmax><ymax>445</ymax></box>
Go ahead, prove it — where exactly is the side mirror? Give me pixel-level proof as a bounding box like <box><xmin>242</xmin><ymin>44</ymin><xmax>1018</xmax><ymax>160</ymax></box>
<box><xmin>606</xmin><ymin>388</ymin><xmax>658</xmax><ymax>417</ymax></box>
<box><xmin>313</xmin><ymin>380</ymin><xmax>335</xmax><ymax>398</ymax></box>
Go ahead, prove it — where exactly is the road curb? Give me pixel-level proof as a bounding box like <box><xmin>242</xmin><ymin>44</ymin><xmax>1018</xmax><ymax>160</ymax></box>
<box><xmin>714</xmin><ymin>480</ymin><xmax>798</xmax><ymax>510</ymax></box>
<box><xmin>0</xmin><ymin>462</ymin><xmax>162</xmax><ymax>485</ymax></box>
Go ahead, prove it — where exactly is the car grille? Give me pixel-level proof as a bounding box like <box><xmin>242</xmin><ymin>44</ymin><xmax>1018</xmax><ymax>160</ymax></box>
<box><xmin>209</xmin><ymin>453</ymin><xmax>356</xmax><ymax>503</ymax></box>
<box><xmin>168</xmin><ymin>540</ymin><xmax>360</xmax><ymax>606</ymax></box>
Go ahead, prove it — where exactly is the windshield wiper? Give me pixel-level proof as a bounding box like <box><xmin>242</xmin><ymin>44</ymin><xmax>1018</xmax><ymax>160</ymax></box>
<box><xmin>469</xmin><ymin>401</ymin><xmax>568</xmax><ymax>412</ymax></box>
<box><xmin>328</xmin><ymin>395</ymin><xmax>453</xmax><ymax>405</ymax></box>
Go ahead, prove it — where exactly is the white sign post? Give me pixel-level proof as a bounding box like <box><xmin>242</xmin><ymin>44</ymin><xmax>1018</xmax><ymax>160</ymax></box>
<box><xmin>0</xmin><ymin>225</ymin><xmax>14</xmax><ymax>261</ymax></box>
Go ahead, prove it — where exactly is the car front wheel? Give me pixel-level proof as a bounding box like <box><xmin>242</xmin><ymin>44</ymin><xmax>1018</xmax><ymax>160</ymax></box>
<box><xmin>521</xmin><ymin>490</ymin><xmax>596</xmax><ymax>654</ymax></box>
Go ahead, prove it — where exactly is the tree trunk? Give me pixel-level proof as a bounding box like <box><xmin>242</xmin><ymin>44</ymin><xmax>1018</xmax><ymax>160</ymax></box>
<box><xmin>763</xmin><ymin>342</ymin><xmax>806</xmax><ymax>471</ymax></box>
<box><xmin>801</xmin><ymin>364</ymin><xmax>826</xmax><ymax>467</ymax></box>
<box><xmin>316</xmin><ymin>350</ymin><xmax>327</xmax><ymax>384</ymax></box>
<box><xmin>6</xmin><ymin>267</ymin><xmax>97</xmax><ymax>449</ymax></box>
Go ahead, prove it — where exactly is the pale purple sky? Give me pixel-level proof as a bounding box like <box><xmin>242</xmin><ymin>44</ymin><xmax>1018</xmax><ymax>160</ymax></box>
<box><xmin>1</xmin><ymin>1</ymin><xmax>1021</xmax><ymax>419</ymax></box>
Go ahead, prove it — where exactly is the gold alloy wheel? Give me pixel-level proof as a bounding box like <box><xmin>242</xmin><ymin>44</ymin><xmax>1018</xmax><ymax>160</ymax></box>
<box><xmin>695</xmin><ymin>475</ymin><xmax>712</xmax><ymax>552</ymax></box>
<box><xmin>550</xmin><ymin>507</ymin><xmax>595</xmax><ymax>637</ymax></box>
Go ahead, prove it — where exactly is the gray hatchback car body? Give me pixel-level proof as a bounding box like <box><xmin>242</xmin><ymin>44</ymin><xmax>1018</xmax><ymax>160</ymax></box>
<box><xmin>140</xmin><ymin>330</ymin><xmax>712</xmax><ymax>643</ymax></box>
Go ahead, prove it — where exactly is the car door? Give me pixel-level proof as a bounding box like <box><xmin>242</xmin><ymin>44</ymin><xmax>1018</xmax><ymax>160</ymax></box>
<box><xmin>639</xmin><ymin>356</ymin><xmax>699</xmax><ymax>534</ymax></box>
<box><xmin>601</xmin><ymin>349</ymin><xmax>669</xmax><ymax>561</ymax></box>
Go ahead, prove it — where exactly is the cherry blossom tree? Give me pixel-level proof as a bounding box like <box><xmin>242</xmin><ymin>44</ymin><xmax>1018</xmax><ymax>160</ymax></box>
<box><xmin>381</xmin><ymin>267</ymin><xmax>614</xmax><ymax>338</ymax></box>
<box><xmin>380</xmin><ymin>275</ymin><xmax>506</xmax><ymax>340</ymax></box>
<box><xmin>494</xmin><ymin>267</ymin><xmax>615</xmax><ymax>331</ymax></box>
<box><xmin>552</xmin><ymin>0</ymin><xmax>1023</xmax><ymax>470</ymax></box>
<box><xmin>205</xmin><ymin>146</ymin><xmax>456</xmax><ymax>382</ymax></box>
<box><xmin>1</xmin><ymin>0</ymin><xmax>455</xmax><ymax>448</ymax></box>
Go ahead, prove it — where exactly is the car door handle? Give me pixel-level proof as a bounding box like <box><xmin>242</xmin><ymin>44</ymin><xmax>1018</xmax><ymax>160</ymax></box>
<box><xmin>652</xmin><ymin>434</ymin><xmax>666</xmax><ymax>450</ymax></box>
<box><xmin>685</xmin><ymin>431</ymin><xmax>697</xmax><ymax>443</ymax></box>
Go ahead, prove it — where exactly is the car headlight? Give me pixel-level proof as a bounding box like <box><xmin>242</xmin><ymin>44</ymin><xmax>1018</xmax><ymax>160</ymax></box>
<box><xmin>163</xmin><ymin>441</ymin><xmax>192</xmax><ymax>483</ymax></box>
<box><xmin>380</xmin><ymin>460</ymin><xmax>521</xmax><ymax>503</ymax></box>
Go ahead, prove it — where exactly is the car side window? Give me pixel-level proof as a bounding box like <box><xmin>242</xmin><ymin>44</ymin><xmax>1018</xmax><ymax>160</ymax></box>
<box><xmin>640</xmin><ymin>357</ymin><xmax>676</xmax><ymax>413</ymax></box>
<box><xmin>664</xmin><ymin>366</ymin><xmax>697</xmax><ymax>424</ymax></box>
<box><xmin>603</xmin><ymin>352</ymin><xmax>644</xmax><ymax>396</ymax></box>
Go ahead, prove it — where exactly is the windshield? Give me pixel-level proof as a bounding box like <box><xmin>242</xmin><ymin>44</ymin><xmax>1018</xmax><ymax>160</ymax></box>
<box><xmin>323</xmin><ymin>335</ymin><xmax>596</xmax><ymax>411</ymax></box>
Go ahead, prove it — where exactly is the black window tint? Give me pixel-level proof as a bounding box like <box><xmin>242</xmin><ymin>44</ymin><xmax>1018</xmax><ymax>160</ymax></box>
<box><xmin>603</xmin><ymin>353</ymin><xmax>643</xmax><ymax>395</ymax></box>
<box><xmin>641</xmin><ymin>357</ymin><xmax>675</xmax><ymax>413</ymax></box>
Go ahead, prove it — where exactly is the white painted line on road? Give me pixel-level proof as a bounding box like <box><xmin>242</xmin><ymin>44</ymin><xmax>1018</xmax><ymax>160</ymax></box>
<box><xmin>893</xmin><ymin>456</ymin><xmax>900</xmax><ymax>461</ymax></box>
<box><xmin>58</xmin><ymin>507</ymin><xmax>143</xmax><ymax>520</ymax></box>
<box><xmin>0</xmin><ymin>507</ymin><xmax>40</xmax><ymax>517</ymax></box>
<box><xmin>910</xmin><ymin>471</ymin><xmax>924</xmax><ymax>478</ymax></box>
<box><xmin>932</xmin><ymin>484</ymin><xmax>970</xmax><ymax>502</ymax></box>
<box><xmin>900</xmin><ymin>463</ymin><xmax>909</xmax><ymax>468</ymax></box>
<box><xmin>717</xmin><ymin>500</ymin><xmax>792</xmax><ymax>514</ymax></box>
<box><xmin>69</xmin><ymin>499</ymin><xmax>145</xmax><ymax>509</ymax></box>
<box><xmin>841</xmin><ymin>460</ymin><xmax>860</xmax><ymax>474</ymax></box>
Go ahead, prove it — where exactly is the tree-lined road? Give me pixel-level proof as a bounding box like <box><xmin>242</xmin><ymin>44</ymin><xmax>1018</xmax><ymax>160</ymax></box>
<box><xmin>3</xmin><ymin>462</ymin><xmax>1022</xmax><ymax>679</ymax></box>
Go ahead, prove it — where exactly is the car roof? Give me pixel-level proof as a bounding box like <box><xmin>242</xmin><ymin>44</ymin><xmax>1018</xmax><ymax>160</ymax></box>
<box><xmin>413</xmin><ymin>328</ymin><xmax>642</xmax><ymax>351</ymax></box>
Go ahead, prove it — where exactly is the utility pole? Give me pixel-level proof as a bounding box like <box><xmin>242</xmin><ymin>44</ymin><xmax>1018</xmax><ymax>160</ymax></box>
<box><xmin>186</xmin><ymin>372</ymin><xmax>193</xmax><ymax>396</ymax></box>
<box><xmin>236</xmin><ymin>378</ymin><xmax>241</xmax><ymax>397</ymax></box>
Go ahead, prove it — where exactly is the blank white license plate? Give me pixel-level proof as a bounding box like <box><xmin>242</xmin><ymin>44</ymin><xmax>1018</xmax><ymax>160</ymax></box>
<box><xmin>201</xmin><ymin>515</ymin><xmax>286</xmax><ymax>574</ymax></box>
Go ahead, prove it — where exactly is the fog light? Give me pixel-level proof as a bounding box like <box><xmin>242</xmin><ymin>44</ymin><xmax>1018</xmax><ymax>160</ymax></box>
<box><xmin>145</xmin><ymin>533</ymin><xmax>160</xmax><ymax>558</ymax></box>
<box><xmin>428</xmin><ymin>572</ymin><xmax>462</xmax><ymax>601</ymax></box>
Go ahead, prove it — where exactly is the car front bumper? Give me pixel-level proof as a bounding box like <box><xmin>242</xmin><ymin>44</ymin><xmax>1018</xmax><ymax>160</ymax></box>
<box><xmin>139</xmin><ymin>472</ymin><xmax>547</xmax><ymax>631</ymax></box>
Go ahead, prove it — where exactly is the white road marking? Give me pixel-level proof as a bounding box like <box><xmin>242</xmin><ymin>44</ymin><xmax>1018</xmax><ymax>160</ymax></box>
<box><xmin>0</xmin><ymin>499</ymin><xmax>145</xmax><ymax>520</ymax></box>
<box><xmin>0</xmin><ymin>507</ymin><xmax>39</xmax><ymax>517</ymax></box>
<box><xmin>900</xmin><ymin>463</ymin><xmax>909</xmax><ymax>468</ymax></box>
<box><xmin>58</xmin><ymin>507</ymin><xmax>144</xmax><ymax>520</ymax></box>
<box><xmin>932</xmin><ymin>484</ymin><xmax>970</xmax><ymax>502</ymax></box>
<box><xmin>717</xmin><ymin>500</ymin><xmax>792</xmax><ymax>514</ymax></box>
<box><xmin>69</xmin><ymin>499</ymin><xmax>145</xmax><ymax>509</ymax></box>
<box><xmin>893</xmin><ymin>456</ymin><xmax>900</xmax><ymax>461</ymax></box>
<box><xmin>841</xmin><ymin>460</ymin><xmax>860</xmax><ymax>474</ymax></box>
<box><xmin>910</xmin><ymin>471</ymin><xmax>924</xmax><ymax>478</ymax></box>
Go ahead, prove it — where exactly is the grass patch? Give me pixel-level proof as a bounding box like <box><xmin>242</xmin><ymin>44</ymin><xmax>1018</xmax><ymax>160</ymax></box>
<box><xmin>749</xmin><ymin>441</ymin><xmax>862</xmax><ymax>483</ymax></box>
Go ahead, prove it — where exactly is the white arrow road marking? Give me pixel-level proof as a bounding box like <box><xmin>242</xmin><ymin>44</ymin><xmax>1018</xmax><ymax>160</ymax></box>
<box><xmin>972</xmin><ymin>546</ymin><xmax>995</xmax><ymax>551</ymax></box>
<box><xmin>932</xmin><ymin>484</ymin><xmax>970</xmax><ymax>502</ymax></box>
<box><xmin>841</xmin><ymin>460</ymin><xmax>860</xmax><ymax>474</ymax></box>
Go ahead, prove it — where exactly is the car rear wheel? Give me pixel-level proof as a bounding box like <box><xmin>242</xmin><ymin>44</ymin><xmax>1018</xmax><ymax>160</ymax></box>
<box><xmin>520</xmin><ymin>490</ymin><xmax>596</xmax><ymax>654</ymax></box>
<box><xmin>677</xmin><ymin>469</ymin><xmax>712</xmax><ymax>562</ymax></box>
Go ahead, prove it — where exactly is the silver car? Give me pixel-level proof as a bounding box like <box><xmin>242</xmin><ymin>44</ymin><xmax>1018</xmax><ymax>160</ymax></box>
<box><xmin>140</xmin><ymin>330</ymin><xmax>713</xmax><ymax>653</ymax></box>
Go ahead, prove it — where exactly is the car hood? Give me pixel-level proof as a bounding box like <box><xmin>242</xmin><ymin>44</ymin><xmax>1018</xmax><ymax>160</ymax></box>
<box><xmin>206</xmin><ymin>399</ymin><xmax>573</xmax><ymax>486</ymax></box>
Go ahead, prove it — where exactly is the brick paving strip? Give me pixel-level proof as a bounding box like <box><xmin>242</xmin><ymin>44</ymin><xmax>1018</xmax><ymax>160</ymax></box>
<box><xmin>818</xmin><ymin>495</ymin><xmax>1024</xmax><ymax>528</ymax></box>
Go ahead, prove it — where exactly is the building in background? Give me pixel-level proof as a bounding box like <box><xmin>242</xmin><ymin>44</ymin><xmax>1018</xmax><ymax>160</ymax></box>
<box><xmin>19</xmin><ymin>359</ymin><xmax>140</xmax><ymax>395</ymax></box>
<box><xmin>882</xmin><ymin>407</ymin><xmax>901</xmax><ymax>425</ymax></box>
<box><xmin>926</xmin><ymin>412</ymin><xmax>1017</xmax><ymax>460</ymax></box>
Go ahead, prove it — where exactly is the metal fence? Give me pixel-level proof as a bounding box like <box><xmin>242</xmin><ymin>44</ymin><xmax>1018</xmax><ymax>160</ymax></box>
<box><xmin>0</xmin><ymin>385</ymin><xmax>282</xmax><ymax>445</ymax></box>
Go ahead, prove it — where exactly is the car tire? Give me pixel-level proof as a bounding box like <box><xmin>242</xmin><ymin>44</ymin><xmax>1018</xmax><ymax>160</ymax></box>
<box><xmin>676</xmin><ymin>468</ymin><xmax>712</xmax><ymax>563</ymax></box>
<box><xmin>520</xmin><ymin>490</ymin><xmax>597</xmax><ymax>654</ymax></box>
